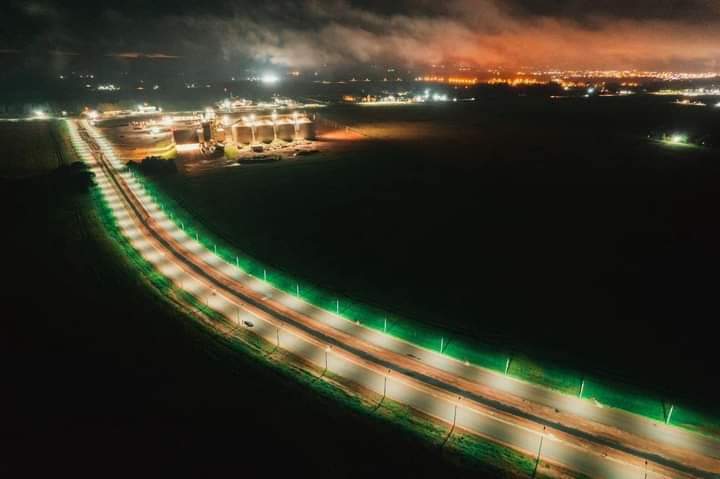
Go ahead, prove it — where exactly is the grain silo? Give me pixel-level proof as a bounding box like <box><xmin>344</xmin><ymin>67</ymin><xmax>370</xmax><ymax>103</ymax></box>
<box><xmin>173</xmin><ymin>127</ymin><xmax>198</xmax><ymax>145</ymax></box>
<box><xmin>232</xmin><ymin>124</ymin><xmax>253</xmax><ymax>144</ymax></box>
<box><xmin>276</xmin><ymin>123</ymin><xmax>295</xmax><ymax>142</ymax></box>
<box><xmin>296</xmin><ymin>120</ymin><xmax>316</xmax><ymax>140</ymax></box>
<box><xmin>256</xmin><ymin>123</ymin><xmax>275</xmax><ymax>144</ymax></box>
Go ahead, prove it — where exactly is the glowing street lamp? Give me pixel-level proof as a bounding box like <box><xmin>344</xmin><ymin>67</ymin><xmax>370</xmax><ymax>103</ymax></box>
<box><xmin>666</xmin><ymin>404</ymin><xmax>675</xmax><ymax>424</ymax></box>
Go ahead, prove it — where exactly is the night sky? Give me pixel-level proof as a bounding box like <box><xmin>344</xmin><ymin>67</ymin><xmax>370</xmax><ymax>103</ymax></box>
<box><xmin>2</xmin><ymin>0</ymin><xmax>720</xmax><ymax>73</ymax></box>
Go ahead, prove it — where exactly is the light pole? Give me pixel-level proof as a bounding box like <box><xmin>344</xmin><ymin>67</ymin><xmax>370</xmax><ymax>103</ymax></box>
<box><xmin>249</xmin><ymin>114</ymin><xmax>256</xmax><ymax>144</ymax></box>
<box><xmin>292</xmin><ymin>111</ymin><xmax>299</xmax><ymax>140</ymax></box>
<box><xmin>532</xmin><ymin>426</ymin><xmax>546</xmax><ymax>478</ymax></box>
<box><xmin>271</xmin><ymin>110</ymin><xmax>278</xmax><ymax>141</ymax></box>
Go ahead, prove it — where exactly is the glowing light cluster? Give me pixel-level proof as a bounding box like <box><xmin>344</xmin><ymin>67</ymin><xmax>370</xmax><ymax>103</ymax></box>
<box><xmin>260</xmin><ymin>72</ymin><xmax>279</xmax><ymax>84</ymax></box>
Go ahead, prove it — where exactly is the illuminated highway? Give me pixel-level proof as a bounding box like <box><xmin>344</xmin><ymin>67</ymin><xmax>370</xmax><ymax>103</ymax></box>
<box><xmin>68</xmin><ymin>119</ymin><xmax>720</xmax><ymax>479</ymax></box>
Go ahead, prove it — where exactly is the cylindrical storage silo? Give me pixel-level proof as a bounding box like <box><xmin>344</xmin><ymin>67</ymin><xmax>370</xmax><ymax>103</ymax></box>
<box><xmin>296</xmin><ymin>120</ymin><xmax>316</xmax><ymax>140</ymax></box>
<box><xmin>277</xmin><ymin>123</ymin><xmax>295</xmax><ymax>142</ymax></box>
<box><xmin>256</xmin><ymin>123</ymin><xmax>275</xmax><ymax>144</ymax></box>
<box><xmin>173</xmin><ymin>128</ymin><xmax>198</xmax><ymax>145</ymax></box>
<box><xmin>232</xmin><ymin>124</ymin><xmax>253</xmax><ymax>144</ymax></box>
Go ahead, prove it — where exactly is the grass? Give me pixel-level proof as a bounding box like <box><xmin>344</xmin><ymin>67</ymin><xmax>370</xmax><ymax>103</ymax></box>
<box><xmin>223</xmin><ymin>142</ymin><xmax>241</xmax><ymax>161</ymax></box>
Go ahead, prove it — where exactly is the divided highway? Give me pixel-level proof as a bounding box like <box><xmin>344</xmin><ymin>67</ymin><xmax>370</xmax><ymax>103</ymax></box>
<box><xmin>69</xmin><ymin>119</ymin><xmax>720</xmax><ymax>479</ymax></box>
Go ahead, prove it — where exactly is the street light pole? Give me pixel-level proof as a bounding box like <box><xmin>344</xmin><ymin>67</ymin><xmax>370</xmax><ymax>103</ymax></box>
<box><xmin>532</xmin><ymin>426</ymin><xmax>546</xmax><ymax>478</ymax></box>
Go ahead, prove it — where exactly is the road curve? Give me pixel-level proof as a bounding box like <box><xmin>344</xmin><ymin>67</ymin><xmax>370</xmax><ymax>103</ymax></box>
<box><xmin>70</xmin><ymin>119</ymin><xmax>720</xmax><ymax>479</ymax></box>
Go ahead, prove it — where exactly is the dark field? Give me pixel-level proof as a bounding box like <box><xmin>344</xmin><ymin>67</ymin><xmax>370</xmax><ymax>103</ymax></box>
<box><xmin>0</xmin><ymin>120</ymin><xmax>70</xmax><ymax>177</ymax></box>
<box><xmin>1</xmin><ymin>132</ymin><xmax>532</xmax><ymax>478</ymax></box>
<box><xmin>151</xmin><ymin>96</ymin><xmax>720</xmax><ymax>413</ymax></box>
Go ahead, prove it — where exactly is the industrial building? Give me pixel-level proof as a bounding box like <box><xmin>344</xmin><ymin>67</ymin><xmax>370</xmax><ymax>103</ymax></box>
<box><xmin>170</xmin><ymin>109</ymin><xmax>315</xmax><ymax>156</ymax></box>
<box><xmin>228</xmin><ymin>112</ymin><xmax>315</xmax><ymax>145</ymax></box>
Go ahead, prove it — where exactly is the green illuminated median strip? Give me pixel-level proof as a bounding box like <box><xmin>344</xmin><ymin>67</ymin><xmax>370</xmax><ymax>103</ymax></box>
<box><xmin>83</xmin><ymin>120</ymin><xmax>720</xmax><ymax>437</ymax></box>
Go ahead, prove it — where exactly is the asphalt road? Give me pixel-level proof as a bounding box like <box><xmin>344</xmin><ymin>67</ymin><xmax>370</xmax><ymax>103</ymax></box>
<box><xmin>70</xmin><ymin>119</ymin><xmax>720</xmax><ymax>479</ymax></box>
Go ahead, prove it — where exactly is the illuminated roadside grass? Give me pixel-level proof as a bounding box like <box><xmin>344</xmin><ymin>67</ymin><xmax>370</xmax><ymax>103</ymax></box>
<box><xmin>129</xmin><ymin>153</ymin><xmax>720</xmax><ymax>436</ymax></box>
<box><xmin>57</xmin><ymin>121</ymin><xmax>546</xmax><ymax>479</ymax></box>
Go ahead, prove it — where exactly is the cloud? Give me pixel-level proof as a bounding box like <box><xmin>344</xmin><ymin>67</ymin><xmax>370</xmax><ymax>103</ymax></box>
<box><xmin>5</xmin><ymin>0</ymin><xmax>720</xmax><ymax>71</ymax></box>
<box><xmin>201</xmin><ymin>0</ymin><xmax>720</xmax><ymax>70</ymax></box>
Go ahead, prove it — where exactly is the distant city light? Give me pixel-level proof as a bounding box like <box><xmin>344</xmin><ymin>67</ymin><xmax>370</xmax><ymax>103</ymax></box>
<box><xmin>668</xmin><ymin>133</ymin><xmax>688</xmax><ymax>144</ymax></box>
<box><xmin>33</xmin><ymin>110</ymin><xmax>47</xmax><ymax>119</ymax></box>
<box><xmin>261</xmin><ymin>72</ymin><xmax>279</xmax><ymax>84</ymax></box>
